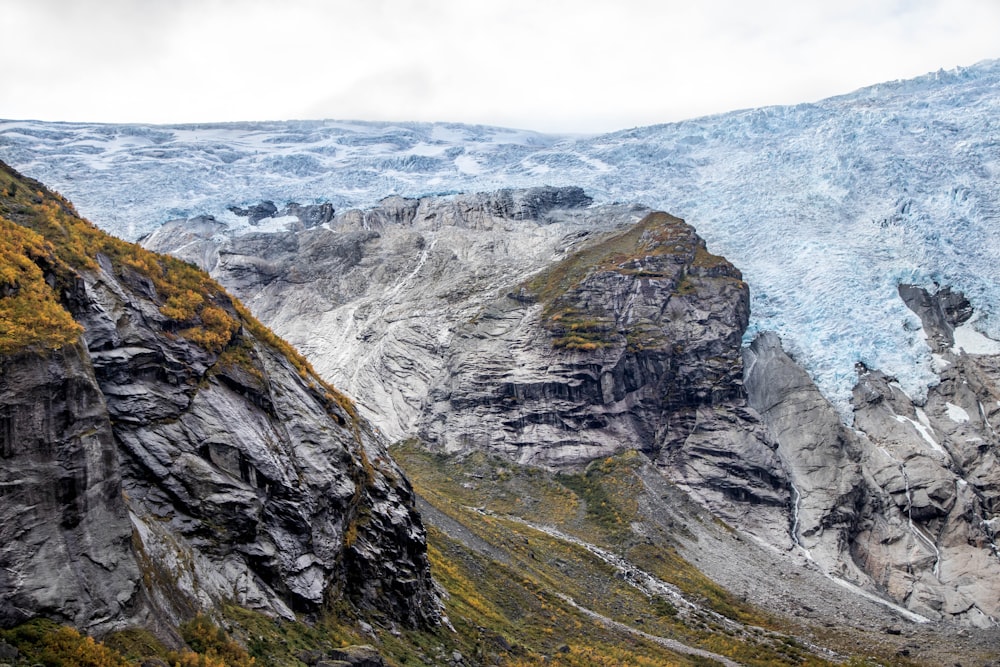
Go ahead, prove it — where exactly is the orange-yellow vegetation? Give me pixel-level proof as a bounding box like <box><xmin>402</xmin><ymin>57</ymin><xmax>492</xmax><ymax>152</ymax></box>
<box><xmin>0</xmin><ymin>162</ymin><xmax>358</xmax><ymax>418</ymax></box>
<box><xmin>0</xmin><ymin>616</ymin><xmax>257</xmax><ymax>667</ymax></box>
<box><xmin>0</xmin><ymin>164</ymin><xmax>239</xmax><ymax>354</ymax></box>
<box><xmin>170</xmin><ymin>614</ymin><xmax>255</xmax><ymax>667</ymax></box>
<box><xmin>0</xmin><ymin>619</ymin><xmax>130</xmax><ymax>667</ymax></box>
<box><xmin>0</xmin><ymin>218</ymin><xmax>83</xmax><ymax>355</ymax></box>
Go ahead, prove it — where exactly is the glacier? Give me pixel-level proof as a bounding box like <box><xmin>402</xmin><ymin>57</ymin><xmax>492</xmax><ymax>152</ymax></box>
<box><xmin>3</xmin><ymin>59</ymin><xmax>1000</xmax><ymax>417</ymax></box>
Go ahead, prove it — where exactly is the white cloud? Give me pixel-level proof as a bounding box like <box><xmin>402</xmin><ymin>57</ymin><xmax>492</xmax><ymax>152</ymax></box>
<box><xmin>2</xmin><ymin>0</ymin><xmax>998</xmax><ymax>132</ymax></box>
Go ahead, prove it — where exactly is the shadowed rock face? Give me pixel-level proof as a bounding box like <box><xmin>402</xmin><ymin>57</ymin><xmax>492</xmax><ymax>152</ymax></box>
<box><xmin>0</xmin><ymin>164</ymin><xmax>440</xmax><ymax>637</ymax></box>
<box><xmin>420</xmin><ymin>212</ymin><xmax>788</xmax><ymax>536</ymax></box>
<box><xmin>85</xmin><ymin>250</ymin><xmax>439</xmax><ymax>630</ymax></box>
<box><xmin>0</xmin><ymin>343</ymin><xmax>141</xmax><ymax>634</ymax></box>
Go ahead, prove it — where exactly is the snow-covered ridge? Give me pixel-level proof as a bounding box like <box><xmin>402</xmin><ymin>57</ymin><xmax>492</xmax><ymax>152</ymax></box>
<box><xmin>3</xmin><ymin>59</ymin><xmax>1000</xmax><ymax>416</ymax></box>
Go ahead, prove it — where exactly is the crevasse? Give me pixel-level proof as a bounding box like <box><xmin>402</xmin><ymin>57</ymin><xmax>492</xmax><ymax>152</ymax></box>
<box><xmin>3</xmin><ymin>60</ymin><xmax>1000</xmax><ymax>418</ymax></box>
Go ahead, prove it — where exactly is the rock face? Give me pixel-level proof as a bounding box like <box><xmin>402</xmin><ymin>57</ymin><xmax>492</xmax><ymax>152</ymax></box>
<box><xmin>743</xmin><ymin>286</ymin><xmax>1000</xmax><ymax>625</ymax></box>
<box><xmin>743</xmin><ymin>332</ymin><xmax>866</xmax><ymax>576</ymax></box>
<box><xmin>145</xmin><ymin>188</ymin><xmax>1000</xmax><ymax>628</ymax></box>
<box><xmin>849</xmin><ymin>285</ymin><xmax>1000</xmax><ymax>625</ymax></box>
<box><xmin>147</xmin><ymin>192</ymin><xmax>788</xmax><ymax>542</ymax></box>
<box><xmin>79</xmin><ymin>253</ymin><xmax>437</xmax><ymax>627</ymax></box>
<box><xmin>143</xmin><ymin>186</ymin><xmax>634</xmax><ymax>443</ymax></box>
<box><xmin>0</xmin><ymin>163</ymin><xmax>439</xmax><ymax>637</ymax></box>
<box><xmin>0</xmin><ymin>343</ymin><xmax>142</xmax><ymax>634</ymax></box>
<box><xmin>420</xmin><ymin>211</ymin><xmax>788</xmax><ymax>537</ymax></box>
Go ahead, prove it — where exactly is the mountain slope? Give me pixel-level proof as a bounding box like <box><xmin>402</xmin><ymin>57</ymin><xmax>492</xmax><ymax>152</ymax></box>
<box><xmin>4</xmin><ymin>168</ymin><xmax>1000</xmax><ymax>665</ymax></box>
<box><xmin>143</xmin><ymin>186</ymin><xmax>1000</xmax><ymax>633</ymax></box>
<box><xmin>4</xmin><ymin>60</ymin><xmax>1000</xmax><ymax>415</ymax></box>
<box><xmin>0</xmin><ymin>162</ymin><xmax>440</xmax><ymax>638</ymax></box>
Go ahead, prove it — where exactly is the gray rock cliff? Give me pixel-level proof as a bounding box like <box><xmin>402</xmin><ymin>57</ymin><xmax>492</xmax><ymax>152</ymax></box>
<box><xmin>744</xmin><ymin>293</ymin><xmax>1000</xmax><ymax>626</ymax></box>
<box><xmin>144</xmin><ymin>188</ymin><xmax>1000</xmax><ymax>628</ymax></box>
<box><xmin>0</xmin><ymin>163</ymin><xmax>440</xmax><ymax>638</ymax></box>
<box><xmin>0</xmin><ymin>342</ymin><xmax>143</xmax><ymax>635</ymax></box>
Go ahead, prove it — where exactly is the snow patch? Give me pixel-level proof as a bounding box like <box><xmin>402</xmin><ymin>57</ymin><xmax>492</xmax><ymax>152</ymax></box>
<box><xmin>232</xmin><ymin>215</ymin><xmax>299</xmax><ymax>236</ymax></box>
<box><xmin>931</xmin><ymin>354</ymin><xmax>951</xmax><ymax>372</ymax></box>
<box><xmin>946</xmin><ymin>402</ymin><xmax>971</xmax><ymax>423</ymax></box>
<box><xmin>953</xmin><ymin>319</ymin><xmax>1000</xmax><ymax>355</ymax></box>
<box><xmin>453</xmin><ymin>154</ymin><xmax>482</xmax><ymax>174</ymax></box>
<box><xmin>893</xmin><ymin>413</ymin><xmax>947</xmax><ymax>455</ymax></box>
<box><xmin>830</xmin><ymin>577</ymin><xmax>930</xmax><ymax>624</ymax></box>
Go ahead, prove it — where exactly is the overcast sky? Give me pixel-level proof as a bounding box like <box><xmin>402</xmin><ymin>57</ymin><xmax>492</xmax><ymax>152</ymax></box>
<box><xmin>4</xmin><ymin>0</ymin><xmax>999</xmax><ymax>134</ymax></box>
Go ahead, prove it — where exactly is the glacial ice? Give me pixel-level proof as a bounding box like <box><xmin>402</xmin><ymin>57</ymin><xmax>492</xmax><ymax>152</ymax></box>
<box><xmin>3</xmin><ymin>60</ymin><xmax>1000</xmax><ymax>418</ymax></box>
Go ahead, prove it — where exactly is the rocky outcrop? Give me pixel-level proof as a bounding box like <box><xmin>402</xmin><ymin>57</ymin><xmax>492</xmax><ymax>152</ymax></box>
<box><xmin>147</xmin><ymin>194</ymin><xmax>789</xmax><ymax>542</ymax></box>
<box><xmin>847</xmin><ymin>285</ymin><xmax>1000</xmax><ymax>625</ymax></box>
<box><xmin>743</xmin><ymin>332</ymin><xmax>866</xmax><ymax>574</ymax></box>
<box><xmin>81</xmin><ymin>255</ymin><xmax>438</xmax><ymax>625</ymax></box>
<box><xmin>0</xmin><ymin>163</ymin><xmax>440</xmax><ymax>637</ymax></box>
<box><xmin>421</xmin><ymin>211</ymin><xmax>788</xmax><ymax>536</ymax></box>
<box><xmin>0</xmin><ymin>342</ymin><xmax>143</xmax><ymax>635</ymax></box>
<box><xmin>144</xmin><ymin>187</ymin><xmax>1000</xmax><ymax>628</ymax></box>
<box><xmin>743</xmin><ymin>285</ymin><xmax>1000</xmax><ymax>626</ymax></box>
<box><xmin>143</xmin><ymin>187</ymin><xmax>632</xmax><ymax>443</ymax></box>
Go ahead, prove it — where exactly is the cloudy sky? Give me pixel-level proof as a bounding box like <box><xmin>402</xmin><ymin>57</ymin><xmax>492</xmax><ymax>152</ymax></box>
<box><xmin>4</xmin><ymin>0</ymin><xmax>999</xmax><ymax>133</ymax></box>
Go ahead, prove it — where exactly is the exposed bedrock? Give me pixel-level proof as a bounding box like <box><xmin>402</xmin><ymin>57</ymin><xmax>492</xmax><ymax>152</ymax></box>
<box><xmin>144</xmin><ymin>188</ymin><xmax>1000</xmax><ymax>627</ymax></box>
<box><xmin>418</xmin><ymin>210</ymin><xmax>789</xmax><ymax>540</ymax></box>
<box><xmin>0</xmin><ymin>342</ymin><xmax>144</xmax><ymax>635</ymax></box>
<box><xmin>0</xmin><ymin>165</ymin><xmax>440</xmax><ymax>639</ymax></box>
<box><xmin>75</xmin><ymin>256</ymin><xmax>439</xmax><ymax>628</ymax></box>
<box><xmin>744</xmin><ymin>283</ymin><xmax>1000</xmax><ymax>626</ymax></box>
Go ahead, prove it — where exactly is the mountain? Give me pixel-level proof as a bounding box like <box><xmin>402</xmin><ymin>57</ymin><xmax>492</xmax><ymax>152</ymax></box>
<box><xmin>4</xmin><ymin>166</ymin><xmax>1000</xmax><ymax>664</ymax></box>
<box><xmin>4</xmin><ymin>60</ymin><xmax>1000</xmax><ymax>420</ymax></box>
<box><xmin>139</xmin><ymin>184</ymin><xmax>1000</xmax><ymax>632</ymax></box>
<box><xmin>5</xmin><ymin>61</ymin><xmax>1000</xmax><ymax>665</ymax></box>
<box><xmin>0</xmin><ymin>163</ymin><xmax>439</xmax><ymax>643</ymax></box>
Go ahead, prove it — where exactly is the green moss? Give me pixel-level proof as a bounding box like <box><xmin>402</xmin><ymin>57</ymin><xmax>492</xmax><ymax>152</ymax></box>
<box><xmin>389</xmin><ymin>443</ymin><xmax>856</xmax><ymax>666</ymax></box>
<box><xmin>102</xmin><ymin>628</ymin><xmax>171</xmax><ymax>663</ymax></box>
<box><xmin>0</xmin><ymin>619</ymin><xmax>130</xmax><ymax>667</ymax></box>
<box><xmin>521</xmin><ymin>212</ymin><xmax>695</xmax><ymax>308</ymax></box>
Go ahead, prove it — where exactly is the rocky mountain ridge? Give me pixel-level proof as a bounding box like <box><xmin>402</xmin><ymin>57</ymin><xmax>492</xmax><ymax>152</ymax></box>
<box><xmin>145</xmin><ymin>189</ymin><xmax>1000</xmax><ymax>633</ymax></box>
<box><xmin>0</xmin><ymin>162</ymin><xmax>440</xmax><ymax>640</ymax></box>
<box><xmin>7</xmin><ymin>60</ymin><xmax>1000</xmax><ymax>422</ymax></box>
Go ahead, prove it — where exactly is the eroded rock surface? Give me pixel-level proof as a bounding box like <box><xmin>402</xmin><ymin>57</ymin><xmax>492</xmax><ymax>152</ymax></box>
<box><xmin>0</xmin><ymin>164</ymin><xmax>440</xmax><ymax>638</ymax></box>
<box><xmin>146</xmin><ymin>190</ymin><xmax>1000</xmax><ymax>628</ymax></box>
<box><xmin>744</xmin><ymin>288</ymin><xmax>1000</xmax><ymax>626</ymax></box>
<box><xmin>420</xmin><ymin>212</ymin><xmax>788</xmax><ymax>540</ymax></box>
<box><xmin>0</xmin><ymin>343</ymin><xmax>142</xmax><ymax>634</ymax></box>
<box><xmin>144</xmin><ymin>187</ymin><xmax>635</xmax><ymax>442</ymax></box>
<box><xmin>148</xmin><ymin>194</ymin><xmax>788</xmax><ymax>543</ymax></box>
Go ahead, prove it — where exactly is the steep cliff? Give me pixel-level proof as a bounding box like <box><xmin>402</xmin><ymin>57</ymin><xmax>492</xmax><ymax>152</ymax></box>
<box><xmin>743</xmin><ymin>286</ymin><xmax>1000</xmax><ymax>626</ymax></box>
<box><xmin>143</xmin><ymin>187</ymin><xmax>631</xmax><ymax>443</ymax></box>
<box><xmin>0</xmin><ymin>162</ymin><xmax>439</xmax><ymax>638</ymax></box>
<box><xmin>420</xmin><ymin>211</ymin><xmax>788</xmax><ymax>539</ymax></box>
<box><xmin>145</xmin><ymin>190</ymin><xmax>1000</xmax><ymax>634</ymax></box>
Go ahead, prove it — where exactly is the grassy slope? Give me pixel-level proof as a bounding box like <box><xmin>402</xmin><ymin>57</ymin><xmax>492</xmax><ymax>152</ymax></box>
<box><xmin>390</xmin><ymin>443</ymin><xmax>863</xmax><ymax>667</ymax></box>
<box><xmin>0</xmin><ymin>162</ymin><xmax>356</xmax><ymax>415</ymax></box>
<box><xmin>520</xmin><ymin>211</ymin><xmax>741</xmax><ymax>351</ymax></box>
